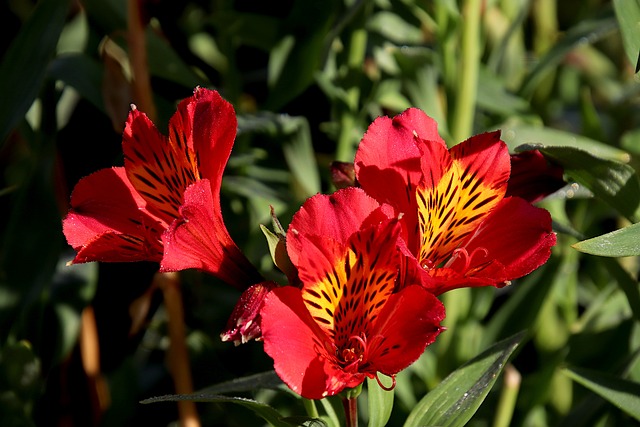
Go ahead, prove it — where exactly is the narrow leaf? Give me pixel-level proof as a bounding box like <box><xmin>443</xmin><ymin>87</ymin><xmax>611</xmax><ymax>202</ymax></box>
<box><xmin>612</xmin><ymin>0</ymin><xmax>640</xmax><ymax>72</ymax></box>
<box><xmin>141</xmin><ymin>393</ymin><xmax>307</xmax><ymax>427</ymax></box>
<box><xmin>573</xmin><ymin>221</ymin><xmax>640</xmax><ymax>257</ymax></box>
<box><xmin>404</xmin><ymin>331</ymin><xmax>525</xmax><ymax>427</ymax></box>
<box><xmin>196</xmin><ymin>370</ymin><xmax>283</xmax><ymax>394</ymax></box>
<box><xmin>0</xmin><ymin>0</ymin><xmax>70</xmax><ymax>144</ymax></box>
<box><xmin>563</xmin><ymin>367</ymin><xmax>640</xmax><ymax>421</ymax></box>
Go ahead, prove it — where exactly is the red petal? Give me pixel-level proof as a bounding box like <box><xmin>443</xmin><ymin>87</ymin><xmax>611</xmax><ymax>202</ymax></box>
<box><xmin>449</xmin><ymin>197</ymin><xmax>556</xmax><ymax>286</ymax></box>
<box><xmin>287</xmin><ymin>187</ymin><xmax>386</xmax><ymax>267</ymax></box>
<box><xmin>298</xmin><ymin>219</ymin><xmax>402</xmax><ymax>342</ymax></box>
<box><xmin>507</xmin><ymin>150</ymin><xmax>565</xmax><ymax>203</ymax></box>
<box><xmin>450</xmin><ymin>132</ymin><xmax>510</xmax><ymax>186</ymax></box>
<box><xmin>62</xmin><ymin>168</ymin><xmax>164</xmax><ymax>263</ymax></box>
<box><xmin>122</xmin><ymin>88</ymin><xmax>236</xmax><ymax>226</ymax></box>
<box><xmin>355</xmin><ymin>109</ymin><xmax>444</xmax><ymax>251</ymax></box>
<box><xmin>368</xmin><ymin>285</ymin><xmax>444</xmax><ymax>374</ymax></box>
<box><xmin>416</xmin><ymin>132</ymin><xmax>510</xmax><ymax>266</ymax></box>
<box><xmin>123</xmin><ymin>106</ymin><xmax>195</xmax><ymax>224</ymax></box>
<box><xmin>161</xmin><ymin>179</ymin><xmax>261</xmax><ymax>288</ymax></box>
<box><xmin>261</xmin><ymin>286</ymin><xmax>364</xmax><ymax>399</ymax></box>
<box><xmin>187</xmin><ymin>87</ymin><xmax>237</xmax><ymax>186</ymax></box>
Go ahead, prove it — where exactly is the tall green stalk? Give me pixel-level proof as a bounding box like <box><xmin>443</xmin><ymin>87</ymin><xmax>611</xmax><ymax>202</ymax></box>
<box><xmin>335</xmin><ymin>26</ymin><xmax>368</xmax><ymax>162</ymax></box>
<box><xmin>451</xmin><ymin>0</ymin><xmax>482</xmax><ymax>143</ymax></box>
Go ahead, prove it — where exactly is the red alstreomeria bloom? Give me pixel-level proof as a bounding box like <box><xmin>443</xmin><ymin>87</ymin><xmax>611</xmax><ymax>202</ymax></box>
<box><xmin>260</xmin><ymin>188</ymin><xmax>445</xmax><ymax>399</ymax></box>
<box><xmin>354</xmin><ymin>108</ymin><xmax>556</xmax><ymax>295</ymax></box>
<box><xmin>62</xmin><ymin>87</ymin><xmax>261</xmax><ymax>289</ymax></box>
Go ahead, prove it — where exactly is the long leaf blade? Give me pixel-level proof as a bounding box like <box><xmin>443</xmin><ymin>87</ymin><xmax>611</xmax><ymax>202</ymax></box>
<box><xmin>141</xmin><ymin>393</ymin><xmax>312</xmax><ymax>427</ymax></box>
<box><xmin>563</xmin><ymin>367</ymin><xmax>640</xmax><ymax>421</ymax></box>
<box><xmin>404</xmin><ymin>331</ymin><xmax>525</xmax><ymax>427</ymax></box>
<box><xmin>573</xmin><ymin>221</ymin><xmax>640</xmax><ymax>257</ymax></box>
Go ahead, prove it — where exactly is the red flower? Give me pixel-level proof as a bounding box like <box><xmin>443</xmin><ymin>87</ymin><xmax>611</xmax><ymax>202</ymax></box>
<box><xmin>506</xmin><ymin>149</ymin><xmax>565</xmax><ymax>203</ymax></box>
<box><xmin>260</xmin><ymin>188</ymin><xmax>445</xmax><ymax>399</ymax></box>
<box><xmin>354</xmin><ymin>108</ymin><xmax>556</xmax><ymax>295</ymax></box>
<box><xmin>62</xmin><ymin>87</ymin><xmax>261</xmax><ymax>289</ymax></box>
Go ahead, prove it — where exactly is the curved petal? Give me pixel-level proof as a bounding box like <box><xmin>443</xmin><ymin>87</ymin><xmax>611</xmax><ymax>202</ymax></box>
<box><xmin>161</xmin><ymin>179</ymin><xmax>262</xmax><ymax>288</ymax></box>
<box><xmin>355</xmin><ymin>109</ymin><xmax>444</xmax><ymax>250</ymax></box>
<box><xmin>187</xmin><ymin>87</ymin><xmax>238</xmax><ymax>186</ymax></box>
<box><xmin>261</xmin><ymin>286</ymin><xmax>363</xmax><ymax>399</ymax></box>
<box><xmin>123</xmin><ymin>106</ymin><xmax>196</xmax><ymax>224</ymax></box>
<box><xmin>287</xmin><ymin>187</ymin><xmax>386</xmax><ymax>267</ymax></box>
<box><xmin>448</xmin><ymin>197</ymin><xmax>556</xmax><ymax>285</ymax></box>
<box><xmin>449</xmin><ymin>131</ymin><xmax>510</xmax><ymax>195</ymax></box>
<box><xmin>416</xmin><ymin>132</ymin><xmax>510</xmax><ymax>267</ymax></box>
<box><xmin>298</xmin><ymin>219</ymin><xmax>402</xmax><ymax>343</ymax></box>
<box><xmin>368</xmin><ymin>285</ymin><xmax>445</xmax><ymax>374</ymax></box>
<box><xmin>62</xmin><ymin>167</ymin><xmax>164</xmax><ymax>264</ymax></box>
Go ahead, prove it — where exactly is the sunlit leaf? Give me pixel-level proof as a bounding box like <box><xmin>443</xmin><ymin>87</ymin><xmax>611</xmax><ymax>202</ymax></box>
<box><xmin>404</xmin><ymin>332</ymin><xmax>525</xmax><ymax>427</ymax></box>
<box><xmin>563</xmin><ymin>366</ymin><xmax>640</xmax><ymax>421</ymax></box>
<box><xmin>501</xmin><ymin>125</ymin><xmax>630</xmax><ymax>162</ymax></box>
<box><xmin>573</xmin><ymin>222</ymin><xmax>640</xmax><ymax>257</ymax></box>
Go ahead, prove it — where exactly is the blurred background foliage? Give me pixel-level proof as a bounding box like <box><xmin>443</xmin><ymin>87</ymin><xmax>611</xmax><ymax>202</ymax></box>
<box><xmin>1</xmin><ymin>0</ymin><xmax>640</xmax><ymax>426</ymax></box>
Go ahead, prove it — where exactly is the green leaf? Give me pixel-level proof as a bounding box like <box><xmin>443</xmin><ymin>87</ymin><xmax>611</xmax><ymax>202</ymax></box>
<box><xmin>146</xmin><ymin>29</ymin><xmax>206</xmax><ymax>89</ymax></box>
<box><xmin>404</xmin><ymin>331</ymin><xmax>525</xmax><ymax>427</ymax></box>
<box><xmin>612</xmin><ymin>0</ymin><xmax>640</xmax><ymax>72</ymax></box>
<box><xmin>366</xmin><ymin>376</ymin><xmax>394</xmax><ymax>427</ymax></box>
<box><xmin>563</xmin><ymin>367</ymin><xmax>640</xmax><ymax>421</ymax></box>
<box><xmin>0</xmin><ymin>0</ymin><xmax>71</xmax><ymax>144</ymax></box>
<box><xmin>141</xmin><ymin>393</ymin><xmax>310</xmax><ymax>427</ymax></box>
<box><xmin>573</xmin><ymin>221</ymin><xmax>640</xmax><ymax>257</ymax></box>
<box><xmin>197</xmin><ymin>370</ymin><xmax>283</xmax><ymax>394</ymax></box>
<box><xmin>518</xmin><ymin>145</ymin><xmax>640</xmax><ymax>221</ymax></box>
<box><xmin>501</xmin><ymin>124</ymin><xmax>631</xmax><ymax>162</ymax></box>
<box><xmin>48</xmin><ymin>53</ymin><xmax>105</xmax><ymax>113</ymax></box>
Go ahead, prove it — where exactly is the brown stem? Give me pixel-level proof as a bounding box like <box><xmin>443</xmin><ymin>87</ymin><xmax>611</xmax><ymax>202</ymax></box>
<box><xmin>342</xmin><ymin>395</ymin><xmax>358</xmax><ymax>427</ymax></box>
<box><xmin>127</xmin><ymin>0</ymin><xmax>156</xmax><ymax>121</ymax></box>
<box><xmin>79</xmin><ymin>306</ymin><xmax>110</xmax><ymax>426</ymax></box>
<box><xmin>156</xmin><ymin>272</ymin><xmax>200</xmax><ymax>427</ymax></box>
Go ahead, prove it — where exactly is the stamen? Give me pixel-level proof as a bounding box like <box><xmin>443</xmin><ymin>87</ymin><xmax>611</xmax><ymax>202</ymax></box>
<box><xmin>375</xmin><ymin>372</ymin><xmax>396</xmax><ymax>391</ymax></box>
<box><xmin>444</xmin><ymin>246</ymin><xmax>488</xmax><ymax>273</ymax></box>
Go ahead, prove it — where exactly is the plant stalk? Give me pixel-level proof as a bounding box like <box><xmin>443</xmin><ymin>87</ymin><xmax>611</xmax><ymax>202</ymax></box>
<box><xmin>128</xmin><ymin>0</ymin><xmax>156</xmax><ymax>121</ymax></box>
<box><xmin>157</xmin><ymin>272</ymin><xmax>200</xmax><ymax>427</ymax></box>
<box><xmin>342</xmin><ymin>395</ymin><xmax>358</xmax><ymax>427</ymax></box>
<box><xmin>492</xmin><ymin>364</ymin><xmax>521</xmax><ymax>427</ymax></box>
<box><xmin>451</xmin><ymin>0</ymin><xmax>482</xmax><ymax>143</ymax></box>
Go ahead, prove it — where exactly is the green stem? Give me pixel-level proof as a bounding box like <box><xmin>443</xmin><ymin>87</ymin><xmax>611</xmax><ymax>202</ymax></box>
<box><xmin>335</xmin><ymin>18</ymin><xmax>368</xmax><ymax>162</ymax></box>
<box><xmin>342</xmin><ymin>395</ymin><xmax>358</xmax><ymax>427</ymax></box>
<box><xmin>492</xmin><ymin>364</ymin><xmax>521</xmax><ymax>427</ymax></box>
<box><xmin>451</xmin><ymin>0</ymin><xmax>482</xmax><ymax>143</ymax></box>
<box><xmin>302</xmin><ymin>398</ymin><xmax>319</xmax><ymax>419</ymax></box>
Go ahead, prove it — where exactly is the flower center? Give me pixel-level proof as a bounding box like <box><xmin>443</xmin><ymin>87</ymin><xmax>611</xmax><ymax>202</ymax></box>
<box><xmin>337</xmin><ymin>335</ymin><xmax>367</xmax><ymax>371</ymax></box>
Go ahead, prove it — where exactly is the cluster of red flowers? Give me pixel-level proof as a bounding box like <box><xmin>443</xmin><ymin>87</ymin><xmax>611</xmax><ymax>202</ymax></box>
<box><xmin>63</xmin><ymin>88</ymin><xmax>558</xmax><ymax>400</ymax></box>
